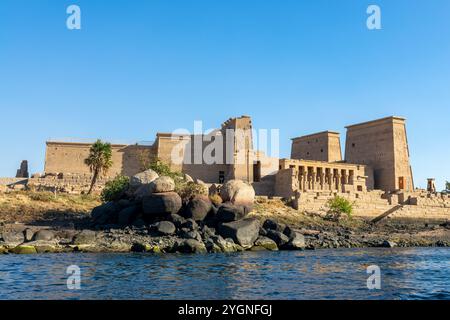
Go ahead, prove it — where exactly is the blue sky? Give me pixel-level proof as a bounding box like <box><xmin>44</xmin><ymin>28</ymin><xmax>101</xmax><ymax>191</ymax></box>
<box><xmin>0</xmin><ymin>0</ymin><xmax>449</xmax><ymax>189</ymax></box>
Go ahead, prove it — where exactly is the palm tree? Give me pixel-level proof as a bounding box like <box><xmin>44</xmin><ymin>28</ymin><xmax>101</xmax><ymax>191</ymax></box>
<box><xmin>84</xmin><ymin>140</ymin><xmax>113</xmax><ymax>194</ymax></box>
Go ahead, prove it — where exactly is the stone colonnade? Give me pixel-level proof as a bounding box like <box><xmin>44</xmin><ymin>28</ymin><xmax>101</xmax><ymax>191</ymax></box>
<box><xmin>292</xmin><ymin>165</ymin><xmax>356</xmax><ymax>192</ymax></box>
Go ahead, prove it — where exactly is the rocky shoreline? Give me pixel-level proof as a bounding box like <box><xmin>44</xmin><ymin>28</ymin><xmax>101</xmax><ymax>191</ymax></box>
<box><xmin>1</xmin><ymin>217</ymin><xmax>449</xmax><ymax>255</ymax></box>
<box><xmin>1</xmin><ymin>170</ymin><xmax>449</xmax><ymax>255</ymax></box>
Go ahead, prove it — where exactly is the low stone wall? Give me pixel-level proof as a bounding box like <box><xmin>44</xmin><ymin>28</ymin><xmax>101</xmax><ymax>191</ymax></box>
<box><xmin>388</xmin><ymin>205</ymin><xmax>450</xmax><ymax>223</ymax></box>
<box><xmin>293</xmin><ymin>190</ymin><xmax>450</xmax><ymax>223</ymax></box>
<box><xmin>27</xmin><ymin>174</ymin><xmax>110</xmax><ymax>194</ymax></box>
<box><xmin>406</xmin><ymin>192</ymin><xmax>450</xmax><ymax>207</ymax></box>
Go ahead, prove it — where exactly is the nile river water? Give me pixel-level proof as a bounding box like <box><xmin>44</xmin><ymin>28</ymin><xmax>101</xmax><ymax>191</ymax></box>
<box><xmin>0</xmin><ymin>247</ymin><xmax>449</xmax><ymax>300</ymax></box>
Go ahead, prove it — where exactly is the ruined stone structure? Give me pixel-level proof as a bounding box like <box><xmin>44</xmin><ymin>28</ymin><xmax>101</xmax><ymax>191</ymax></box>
<box><xmin>427</xmin><ymin>178</ymin><xmax>436</xmax><ymax>193</ymax></box>
<box><xmin>15</xmin><ymin>160</ymin><xmax>29</xmax><ymax>178</ymax></box>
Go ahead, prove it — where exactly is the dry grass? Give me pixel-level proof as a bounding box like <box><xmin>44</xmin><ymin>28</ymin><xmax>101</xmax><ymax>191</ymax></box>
<box><xmin>0</xmin><ymin>191</ymin><xmax>100</xmax><ymax>225</ymax></box>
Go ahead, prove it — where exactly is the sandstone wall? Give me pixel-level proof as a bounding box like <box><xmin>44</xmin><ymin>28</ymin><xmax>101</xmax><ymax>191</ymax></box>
<box><xmin>291</xmin><ymin>131</ymin><xmax>342</xmax><ymax>162</ymax></box>
<box><xmin>345</xmin><ymin>116</ymin><xmax>413</xmax><ymax>192</ymax></box>
<box><xmin>45</xmin><ymin>142</ymin><xmax>154</xmax><ymax>177</ymax></box>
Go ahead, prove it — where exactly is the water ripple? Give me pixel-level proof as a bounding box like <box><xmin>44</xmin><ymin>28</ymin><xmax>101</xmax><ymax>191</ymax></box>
<box><xmin>0</xmin><ymin>248</ymin><xmax>449</xmax><ymax>300</ymax></box>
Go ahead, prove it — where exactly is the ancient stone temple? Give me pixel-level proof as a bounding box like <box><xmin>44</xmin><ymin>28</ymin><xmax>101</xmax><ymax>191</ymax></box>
<box><xmin>42</xmin><ymin>115</ymin><xmax>414</xmax><ymax>196</ymax></box>
<box><xmin>25</xmin><ymin>114</ymin><xmax>449</xmax><ymax>222</ymax></box>
<box><xmin>274</xmin><ymin>116</ymin><xmax>414</xmax><ymax>197</ymax></box>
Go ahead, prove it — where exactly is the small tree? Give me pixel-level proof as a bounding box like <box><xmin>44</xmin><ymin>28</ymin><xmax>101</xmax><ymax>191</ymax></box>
<box><xmin>326</xmin><ymin>196</ymin><xmax>353</xmax><ymax>221</ymax></box>
<box><xmin>446</xmin><ymin>181</ymin><xmax>450</xmax><ymax>192</ymax></box>
<box><xmin>84</xmin><ymin>140</ymin><xmax>113</xmax><ymax>195</ymax></box>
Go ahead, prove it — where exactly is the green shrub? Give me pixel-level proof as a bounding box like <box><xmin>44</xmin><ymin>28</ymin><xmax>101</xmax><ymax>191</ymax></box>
<box><xmin>147</xmin><ymin>158</ymin><xmax>182</xmax><ymax>180</ymax></box>
<box><xmin>101</xmin><ymin>175</ymin><xmax>129</xmax><ymax>203</ymax></box>
<box><xmin>446</xmin><ymin>181</ymin><xmax>450</xmax><ymax>192</ymax></box>
<box><xmin>176</xmin><ymin>181</ymin><xmax>208</xmax><ymax>203</ymax></box>
<box><xmin>326</xmin><ymin>196</ymin><xmax>353</xmax><ymax>221</ymax></box>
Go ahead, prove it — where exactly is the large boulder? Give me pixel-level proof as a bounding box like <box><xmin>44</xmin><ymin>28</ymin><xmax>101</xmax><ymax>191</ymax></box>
<box><xmin>254</xmin><ymin>236</ymin><xmax>278</xmax><ymax>251</ymax></box>
<box><xmin>220</xmin><ymin>180</ymin><xmax>255</xmax><ymax>208</ymax></box>
<box><xmin>130</xmin><ymin>169</ymin><xmax>159</xmax><ymax>189</ymax></box>
<box><xmin>155</xmin><ymin>221</ymin><xmax>176</xmax><ymax>236</ymax></box>
<box><xmin>142</xmin><ymin>192</ymin><xmax>182</xmax><ymax>217</ymax></box>
<box><xmin>382</xmin><ymin>240</ymin><xmax>397</xmax><ymax>248</ymax></box>
<box><xmin>207</xmin><ymin>235</ymin><xmax>242</xmax><ymax>252</ymax></box>
<box><xmin>266</xmin><ymin>229</ymin><xmax>290</xmax><ymax>247</ymax></box>
<box><xmin>0</xmin><ymin>231</ymin><xmax>25</xmax><ymax>246</ymax></box>
<box><xmin>216</xmin><ymin>203</ymin><xmax>250</xmax><ymax>222</ymax></box>
<box><xmin>23</xmin><ymin>228</ymin><xmax>35</xmax><ymax>242</ymax></box>
<box><xmin>262</xmin><ymin>219</ymin><xmax>287</xmax><ymax>233</ymax></box>
<box><xmin>133</xmin><ymin>183</ymin><xmax>156</xmax><ymax>200</ymax></box>
<box><xmin>217</xmin><ymin>218</ymin><xmax>260</xmax><ymax>249</ymax></box>
<box><xmin>91</xmin><ymin>202</ymin><xmax>120</xmax><ymax>225</ymax></box>
<box><xmin>117</xmin><ymin>206</ymin><xmax>139</xmax><ymax>226</ymax></box>
<box><xmin>150</xmin><ymin>176</ymin><xmax>175</xmax><ymax>193</ymax></box>
<box><xmin>32</xmin><ymin>230</ymin><xmax>55</xmax><ymax>241</ymax></box>
<box><xmin>283</xmin><ymin>231</ymin><xmax>306</xmax><ymax>250</ymax></box>
<box><xmin>176</xmin><ymin>239</ymin><xmax>207</xmax><ymax>253</ymax></box>
<box><xmin>11</xmin><ymin>245</ymin><xmax>37</xmax><ymax>254</ymax></box>
<box><xmin>184</xmin><ymin>196</ymin><xmax>212</xmax><ymax>221</ymax></box>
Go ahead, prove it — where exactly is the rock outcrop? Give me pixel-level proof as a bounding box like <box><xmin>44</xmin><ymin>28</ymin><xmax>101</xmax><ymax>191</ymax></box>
<box><xmin>0</xmin><ymin>171</ymin><xmax>316</xmax><ymax>255</ymax></box>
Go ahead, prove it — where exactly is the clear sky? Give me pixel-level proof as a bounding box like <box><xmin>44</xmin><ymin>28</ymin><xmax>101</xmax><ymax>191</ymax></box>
<box><xmin>0</xmin><ymin>0</ymin><xmax>449</xmax><ymax>190</ymax></box>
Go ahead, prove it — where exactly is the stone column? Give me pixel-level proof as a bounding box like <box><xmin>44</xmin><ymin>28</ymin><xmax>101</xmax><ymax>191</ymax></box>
<box><xmin>303</xmin><ymin>171</ymin><xmax>308</xmax><ymax>191</ymax></box>
<box><xmin>335</xmin><ymin>173</ymin><xmax>341</xmax><ymax>191</ymax></box>
<box><xmin>320</xmin><ymin>170</ymin><xmax>325</xmax><ymax>190</ymax></box>
<box><xmin>327</xmin><ymin>173</ymin><xmax>332</xmax><ymax>191</ymax></box>
<box><xmin>311</xmin><ymin>170</ymin><xmax>316</xmax><ymax>190</ymax></box>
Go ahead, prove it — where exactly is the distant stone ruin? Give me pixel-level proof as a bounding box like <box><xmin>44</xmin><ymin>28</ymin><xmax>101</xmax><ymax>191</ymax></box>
<box><xmin>15</xmin><ymin>160</ymin><xmax>29</xmax><ymax>178</ymax></box>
